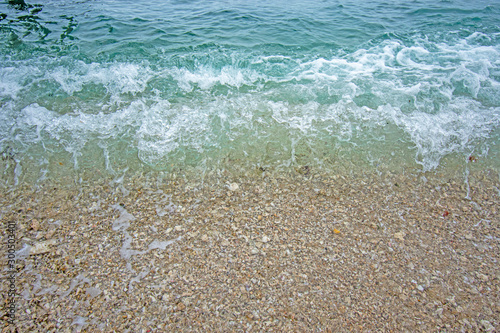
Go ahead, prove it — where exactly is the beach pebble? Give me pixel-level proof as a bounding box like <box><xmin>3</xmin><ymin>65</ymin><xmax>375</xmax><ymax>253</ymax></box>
<box><xmin>30</xmin><ymin>239</ymin><xmax>57</xmax><ymax>255</ymax></box>
<box><xmin>6</xmin><ymin>167</ymin><xmax>500</xmax><ymax>331</ymax></box>
<box><xmin>477</xmin><ymin>273</ymin><xmax>489</xmax><ymax>282</ymax></box>
<box><xmin>30</xmin><ymin>219</ymin><xmax>40</xmax><ymax>231</ymax></box>
<box><xmin>45</xmin><ymin>229</ymin><xmax>56</xmax><ymax>239</ymax></box>
<box><xmin>228</xmin><ymin>183</ymin><xmax>239</xmax><ymax>191</ymax></box>
<box><xmin>394</xmin><ymin>232</ymin><xmax>405</xmax><ymax>241</ymax></box>
<box><xmin>480</xmin><ymin>320</ymin><xmax>495</xmax><ymax>332</ymax></box>
<box><xmin>86</xmin><ymin>287</ymin><xmax>102</xmax><ymax>299</ymax></box>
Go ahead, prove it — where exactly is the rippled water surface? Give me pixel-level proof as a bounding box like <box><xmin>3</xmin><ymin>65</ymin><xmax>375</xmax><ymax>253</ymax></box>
<box><xmin>1</xmin><ymin>0</ymin><xmax>499</xmax><ymax>184</ymax></box>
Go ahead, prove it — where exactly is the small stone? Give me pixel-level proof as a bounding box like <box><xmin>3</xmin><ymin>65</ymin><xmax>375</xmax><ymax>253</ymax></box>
<box><xmin>221</xmin><ymin>239</ymin><xmax>230</xmax><ymax>246</ymax></box>
<box><xmin>174</xmin><ymin>225</ymin><xmax>183</xmax><ymax>231</ymax></box>
<box><xmin>262</xmin><ymin>235</ymin><xmax>270</xmax><ymax>243</ymax></box>
<box><xmin>469</xmin><ymin>286</ymin><xmax>479</xmax><ymax>294</ymax></box>
<box><xmin>477</xmin><ymin>273</ymin><xmax>489</xmax><ymax>282</ymax></box>
<box><xmin>480</xmin><ymin>320</ymin><xmax>495</xmax><ymax>332</ymax></box>
<box><xmin>228</xmin><ymin>183</ymin><xmax>239</xmax><ymax>191</ymax></box>
<box><xmin>30</xmin><ymin>239</ymin><xmax>57</xmax><ymax>255</ymax></box>
<box><xmin>85</xmin><ymin>287</ymin><xmax>102</xmax><ymax>299</ymax></box>
<box><xmin>394</xmin><ymin>232</ymin><xmax>405</xmax><ymax>241</ymax></box>
<box><xmin>30</xmin><ymin>219</ymin><xmax>40</xmax><ymax>231</ymax></box>
<box><xmin>201</xmin><ymin>234</ymin><xmax>209</xmax><ymax>242</ymax></box>
<box><xmin>250</xmin><ymin>248</ymin><xmax>259</xmax><ymax>255</ymax></box>
<box><xmin>45</xmin><ymin>229</ymin><xmax>56</xmax><ymax>239</ymax></box>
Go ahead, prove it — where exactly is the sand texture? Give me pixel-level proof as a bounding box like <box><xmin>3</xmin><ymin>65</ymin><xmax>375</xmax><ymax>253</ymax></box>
<box><xmin>1</xmin><ymin>169</ymin><xmax>499</xmax><ymax>332</ymax></box>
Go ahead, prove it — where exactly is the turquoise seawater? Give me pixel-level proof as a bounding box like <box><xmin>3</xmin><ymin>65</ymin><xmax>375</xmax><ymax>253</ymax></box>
<box><xmin>1</xmin><ymin>0</ymin><xmax>500</xmax><ymax>185</ymax></box>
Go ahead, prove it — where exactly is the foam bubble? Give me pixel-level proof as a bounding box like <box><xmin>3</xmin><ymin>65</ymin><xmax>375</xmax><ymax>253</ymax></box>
<box><xmin>1</xmin><ymin>31</ymin><xmax>499</xmax><ymax>183</ymax></box>
<box><xmin>170</xmin><ymin>65</ymin><xmax>263</xmax><ymax>91</ymax></box>
<box><xmin>395</xmin><ymin>46</ymin><xmax>434</xmax><ymax>70</ymax></box>
<box><xmin>0</xmin><ymin>66</ymin><xmax>26</xmax><ymax>99</ymax></box>
<box><xmin>49</xmin><ymin>61</ymin><xmax>154</xmax><ymax>96</ymax></box>
<box><xmin>71</xmin><ymin>316</ymin><xmax>88</xmax><ymax>328</ymax></box>
<box><xmin>378</xmin><ymin>100</ymin><xmax>500</xmax><ymax>171</ymax></box>
<box><xmin>112</xmin><ymin>204</ymin><xmax>181</xmax><ymax>261</ymax></box>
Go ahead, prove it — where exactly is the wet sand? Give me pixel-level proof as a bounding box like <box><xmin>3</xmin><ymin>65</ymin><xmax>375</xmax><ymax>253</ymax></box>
<box><xmin>1</xmin><ymin>167</ymin><xmax>499</xmax><ymax>332</ymax></box>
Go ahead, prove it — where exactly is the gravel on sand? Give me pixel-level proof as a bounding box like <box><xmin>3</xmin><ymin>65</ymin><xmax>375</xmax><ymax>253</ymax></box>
<box><xmin>1</xmin><ymin>168</ymin><xmax>499</xmax><ymax>332</ymax></box>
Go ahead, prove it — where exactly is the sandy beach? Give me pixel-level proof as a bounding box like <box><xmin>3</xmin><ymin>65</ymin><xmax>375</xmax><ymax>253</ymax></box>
<box><xmin>1</xmin><ymin>167</ymin><xmax>499</xmax><ymax>332</ymax></box>
<box><xmin>1</xmin><ymin>0</ymin><xmax>500</xmax><ymax>331</ymax></box>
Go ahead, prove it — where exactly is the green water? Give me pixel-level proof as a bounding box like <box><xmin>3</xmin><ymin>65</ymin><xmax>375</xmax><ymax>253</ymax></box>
<box><xmin>1</xmin><ymin>0</ymin><xmax>499</xmax><ymax>185</ymax></box>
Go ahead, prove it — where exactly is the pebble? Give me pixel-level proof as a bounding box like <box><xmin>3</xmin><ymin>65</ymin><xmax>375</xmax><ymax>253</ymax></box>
<box><xmin>30</xmin><ymin>219</ymin><xmax>40</xmax><ymax>231</ymax></box>
<box><xmin>477</xmin><ymin>273</ymin><xmax>489</xmax><ymax>282</ymax></box>
<box><xmin>30</xmin><ymin>239</ymin><xmax>57</xmax><ymax>255</ymax></box>
<box><xmin>394</xmin><ymin>232</ymin><xmax>405</xmax><ymax>241</ymax></box>
<box><xmin>5</xmin><ymin>169</ymin><xmax>500</xmax><ymax>332</ymax></box>
<box><xmin>228</xmin><ymin>183</ymin><xmax>239</xmax><ymax>191</ymax></box>
<box><xmin>45</xmin><ymin>229</ymin><xmax>56</xmax><ymax>239</ymax></box>
<box><xmin>480</xmin><ymin>320</ymin><xmax>495</xmax><ymax>332</ymax></box>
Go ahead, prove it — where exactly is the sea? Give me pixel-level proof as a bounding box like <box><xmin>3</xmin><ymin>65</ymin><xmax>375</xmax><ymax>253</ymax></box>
<box><xmin>1</xmin><ymin>0</ymin><xmax>499</xmax><ymax>186</ymax></box>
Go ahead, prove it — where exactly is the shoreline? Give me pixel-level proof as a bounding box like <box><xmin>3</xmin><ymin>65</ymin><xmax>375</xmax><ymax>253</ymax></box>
<box><xmin>1</xmin><ymin>168</ymin><xmax>499</xmax><ymax>331</ymax></box>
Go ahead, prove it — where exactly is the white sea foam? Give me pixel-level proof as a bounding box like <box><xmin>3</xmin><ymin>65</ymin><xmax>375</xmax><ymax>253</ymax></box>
<box><xmin>71</xmin><ymin>316</ymin><xmax>88</xmax><ymax>329</ymax></box>
<box><xmin>49</xmin><ymin>61</ymin><xmax>154</xmax><ymax>96</ymax></box>
<box><xmin>378</xmin><ymin>101</ymin><xmax>500</xmax><ymax>170</ymax></box>
<box><xmin>0</xmin><ymin>66</ymin><xmax>27</xmax><ymax>99</ymax></box>
<box><xmin>170</xmin><ymin>65</ymin><xmax>263</xmax><ymax>91</ymax></box>
<box><xmin>59</xmin><ymin>274</ymin><xmax>91</xmax><ymax>299</ymax></box>
<box><xmin>1</xmin><ymin>33</ymin><xmax>499</xmax><ymax>182</ymax></box>
<box><xmin>111</xmin><ymin>204</ymin><xmax>181</xmax><ymax>263</ymax></box>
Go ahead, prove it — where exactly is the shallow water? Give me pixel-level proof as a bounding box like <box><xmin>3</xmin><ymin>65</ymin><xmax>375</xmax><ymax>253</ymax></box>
<box><xmin>1</xmin><ymin>0</ymin><xmax>499</xmax><ymax>186</ymax></box>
